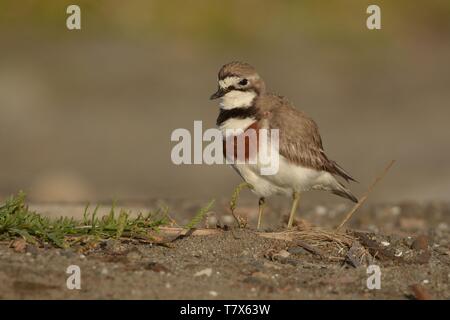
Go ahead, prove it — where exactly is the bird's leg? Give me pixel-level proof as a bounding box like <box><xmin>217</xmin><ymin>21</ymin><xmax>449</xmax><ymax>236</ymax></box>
<box><xmin>287</xmin><ymin>192</ymin><xmax>300</xmax><ymax>228</ymax></box>
<box><xmin>257</xmin><ymin>197</ymin><xmax>266</xmax><ymax>230</ymax></box>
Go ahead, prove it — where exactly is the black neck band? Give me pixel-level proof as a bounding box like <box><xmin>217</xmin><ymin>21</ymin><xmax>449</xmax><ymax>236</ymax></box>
<box><xmin>216</xmin><ymin>106</ymin><xmax>259</xmax><ymax>126</ymax></box>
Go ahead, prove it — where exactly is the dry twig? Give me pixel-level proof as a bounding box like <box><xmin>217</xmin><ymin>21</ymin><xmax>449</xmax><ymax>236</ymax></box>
<box><xmin>336</xmin><ymin>160</ymin><xmax>396</xmax><ymax>231</ymax></box>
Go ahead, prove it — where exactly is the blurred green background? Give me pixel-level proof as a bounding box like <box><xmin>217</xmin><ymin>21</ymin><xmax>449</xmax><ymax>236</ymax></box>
<box><xmin>0</xmin><ymin>0</ymin><xmax>449</xmax><ymax>204</ymax></box>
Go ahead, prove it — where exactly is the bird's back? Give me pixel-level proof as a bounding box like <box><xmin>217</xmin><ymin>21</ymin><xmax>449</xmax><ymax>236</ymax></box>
<box><xmin>256</xmin><ymin>93</ymin><xmax>356</xmax><ymax>184</ymax></box>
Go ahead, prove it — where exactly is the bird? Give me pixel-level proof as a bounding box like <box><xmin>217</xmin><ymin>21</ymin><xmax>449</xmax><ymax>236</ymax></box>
<box><xmin>210</xmin><ymin>61</ymin><xmax>358</xmax><ymax>230</ymax></box>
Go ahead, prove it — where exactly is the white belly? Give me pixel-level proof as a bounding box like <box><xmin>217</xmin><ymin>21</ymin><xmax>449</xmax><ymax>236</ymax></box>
<box><xmin>232</xmin><ymin>163</ymin><xmax>288</xmax><ymax>198</ymax></box>
<box><xmin>233</xmin><ymin>155</ymin><xmax>337</xmax><ymax>198</ymax></box>
<box><xmin>220</xmin><ymin>114</ymin><xmax>338</xmax><ymax>198</ymax></box>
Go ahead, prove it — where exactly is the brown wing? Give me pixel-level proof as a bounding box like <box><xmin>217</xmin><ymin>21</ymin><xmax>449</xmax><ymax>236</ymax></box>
<box><xmin>260</xmin><ymin>95</ymin><xmax>356</xmax><ymax>182</ymax></box>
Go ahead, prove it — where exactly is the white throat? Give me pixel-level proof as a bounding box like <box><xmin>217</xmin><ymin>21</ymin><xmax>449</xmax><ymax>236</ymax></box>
<box><xmin>220</xmin><ymin>90</ymin><xmax>256</xmax><ymax>110</ymax></box>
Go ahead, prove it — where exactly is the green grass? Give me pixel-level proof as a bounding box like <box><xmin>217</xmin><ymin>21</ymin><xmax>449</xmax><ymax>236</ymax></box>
<box><xmin>0</xmin><ymin>192</ymin><xmax>214</xmax><ymax>248</ymax></box>
<box><xmin>184</xmin><ymin>199</ymin><xmax>215</xmax><ymax>230</ymax></box>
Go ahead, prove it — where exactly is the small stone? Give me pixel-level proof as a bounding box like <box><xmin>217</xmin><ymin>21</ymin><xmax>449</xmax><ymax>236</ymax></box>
<box><xmin>79</xmin><ymin>254</ymin><xmax>86</xmax><ymax>259</ymax></box>
<box><xmin>222</xmin><ymin>215</ymin><xmax>235</xmax><ymax>225</ymax></box>
<box><xmin>209</xmin><ymin>291</ymin><xmax>218</xmax><ymax>297</ymax></box>
<box><xmin>101</xmin><ymin>268</ymin><xmax>109</xmax><ymax>275</ymax></box>
<box><xmin>11</xmin><ymin>239</ymin><xmax>27</xmax><ymax>253</ymax></box>
<box><xmin>437</xmin><ymin>223</ymin><xmax>448</xmax><ymax>231</ymax></box>
<box><xmin>346</xmin><ymin>241</ymin><xmax>365</xmax><ymax>268</ymax></box>
<box><xmin>263</xmin><ymin>261</ymin><xmax>282</xmax><ymax>270</ymax></box>
<box><xmin>194</xmin><ymin>268</ymin><xmax>213</xmax><ymax>277</ymax></box>
<box><xmin>390</xmin><ymin>206</ymin><xmax>401</xmax><ymax>215</ymax></box>
<box><xmin>277</xmin><ymin>250</ymin><xmax>290</xmax><ymax>258</ymax></box>
<box><xmin>315</xmin><ymin>206</ymin><xmax>327</xmax><ymax>216</ymax></box>
<box><xmin>381</xmin><ymin>241</ymin><xmax>390</xmax><ymax>247</ymax></box>
<box><xmin>206</xmin><ymin>216</ymin><xmax>218</xmax><ymax>228</ymax></box>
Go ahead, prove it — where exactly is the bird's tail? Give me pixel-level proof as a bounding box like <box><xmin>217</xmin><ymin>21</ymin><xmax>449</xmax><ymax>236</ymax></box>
<box><xmin>332</xmin><ymin>181</ymin><xmax>358</xmax><ymax>203</ymax></box>
<box><xmin>331</xmin><ymin>160</ymin><xmax>357</xmax><ymax>183</ymax></box>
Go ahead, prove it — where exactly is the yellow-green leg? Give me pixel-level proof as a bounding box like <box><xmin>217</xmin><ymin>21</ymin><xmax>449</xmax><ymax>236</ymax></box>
<box><xmin>257</xmin><ymin>197</ymin><xmax>266</xmax><ymax>230</ymax></box>
<box><xmin>287</xmin><ymin>192</ymin><xmax>300</xmax><ymax>228</ymax></box>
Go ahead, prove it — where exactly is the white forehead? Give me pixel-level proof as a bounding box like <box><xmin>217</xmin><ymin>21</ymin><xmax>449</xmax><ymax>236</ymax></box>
<box><xmin>219</xmin><ymin>76</ymin><xmax>240</xmax><ymax>89</ymax></box>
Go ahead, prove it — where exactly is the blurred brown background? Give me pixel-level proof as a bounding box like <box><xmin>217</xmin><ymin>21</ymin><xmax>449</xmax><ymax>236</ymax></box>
<box><xmin>0</xmin><ymin>0</ymin><xmax>449</xmax><ymax>205</ymax></box>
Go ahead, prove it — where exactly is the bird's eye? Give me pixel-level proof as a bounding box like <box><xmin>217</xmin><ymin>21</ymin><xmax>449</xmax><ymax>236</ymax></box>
<box><xmin>239</xmin><ymin>79</ymin><xmax>248</xmax><ymax>86</ymax></box>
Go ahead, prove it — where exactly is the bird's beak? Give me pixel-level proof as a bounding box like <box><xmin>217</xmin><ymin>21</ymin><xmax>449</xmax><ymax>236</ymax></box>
<box><xmin>210</xmin><ymin>87</ymin><xmax>226</xmax><ymax>100</ymax></box>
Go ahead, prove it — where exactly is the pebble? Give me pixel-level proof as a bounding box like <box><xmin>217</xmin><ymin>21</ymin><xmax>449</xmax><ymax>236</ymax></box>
<box><xmin>315</xmin><ymin>206</ymin><xmax>327</xmax><ymax>216</ymax></box>
<box><xmin>11</xmin><ymin>239</ymin><xmax>27</xmax><ymax>253</ymax></box>
<box><xmin>390</xmin><ymin>206</ymin><xmax>401</xmax><ymax>215</ymax></box>
<box><xmin>222</xmin><ymin>215</ymin><xmax>235</xmax><ymax>225</ymax></box>
<box><xmin>206</xmin><ymin>216</ymin><xmax>218</xmax><ymax>227</ymax></box>
<box><xmin>277</xmin><ymin>250</ymin><xmax>290</xmax><ymax>258</ymax></box>
<box><xmin>194</xmin><ymin>268</ymin><xmax>213</xmax><ymax>277</ymax></box>
<box><xmin>209</xmin><ymin>291</ymin><xmax>218</xmax><ymax>297</ymax></box>
<box><xmin>437</xmin><ymin>223</ymin><xmax>448</xmax><ymax>231</ymax></box>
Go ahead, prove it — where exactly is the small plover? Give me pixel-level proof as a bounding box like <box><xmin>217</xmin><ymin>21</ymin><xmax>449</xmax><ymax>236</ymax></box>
<box><xmin>211</xmin><ymin>61</ymin><xmax>357</xmax><ymax>229</ymax></box>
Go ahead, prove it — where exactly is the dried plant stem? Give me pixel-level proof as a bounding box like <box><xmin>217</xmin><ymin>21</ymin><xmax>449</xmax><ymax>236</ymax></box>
<box><xmin>157</xmin><ymin>227</ymin><xmax>221</xmax><ymax>236</ymax></box>
<box><xmin>229</xmin><ymin>182</ymin><xmax>253</xmax><ymax>228</ymax></box>
<box><xmin>335</xmin><ymin>160</ymin><xmax>396</xmax><ymax>231</ymax></box>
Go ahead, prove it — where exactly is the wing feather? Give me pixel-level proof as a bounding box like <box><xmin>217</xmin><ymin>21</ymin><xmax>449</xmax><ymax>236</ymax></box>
<box><xmin>259</xmin><ymin>95</ymin><xmax>356</xmax><ymax>183</ymax></box>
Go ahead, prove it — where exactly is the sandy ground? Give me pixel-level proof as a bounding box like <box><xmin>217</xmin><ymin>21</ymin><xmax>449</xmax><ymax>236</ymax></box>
<box><xmin>0</xmin><ymin>199</ymin><xmax>449</xmax><ymax>299</ymax></box>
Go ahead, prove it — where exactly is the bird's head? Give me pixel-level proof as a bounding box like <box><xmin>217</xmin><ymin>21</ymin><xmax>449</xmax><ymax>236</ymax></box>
<box><xmin>210</xmin><ymin>62</ymin><xmax>266</xmax><ymax>109</ymax></box>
